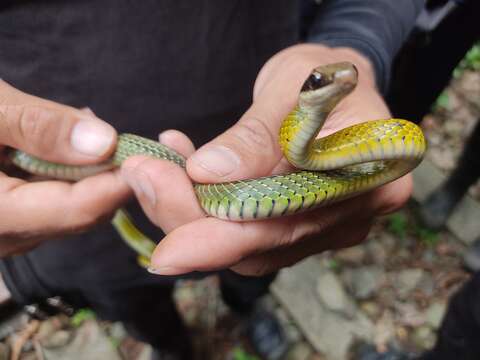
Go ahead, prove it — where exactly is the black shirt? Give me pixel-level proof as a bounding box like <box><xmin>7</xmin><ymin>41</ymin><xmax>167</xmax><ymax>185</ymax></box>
<box><xmin>0</xmin><ymin>0</ymin><xmax>424</xmax><ymax>303</ymax></box>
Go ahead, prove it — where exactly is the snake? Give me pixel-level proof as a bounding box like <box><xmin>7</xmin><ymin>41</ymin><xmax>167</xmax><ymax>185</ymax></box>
<box><xmin>9</xmin><ymin>62</ymin><xmax>426</xmax><ymax>263</ymax></box>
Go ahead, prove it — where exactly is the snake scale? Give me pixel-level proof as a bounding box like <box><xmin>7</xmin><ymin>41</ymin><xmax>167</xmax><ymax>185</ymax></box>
<box><xmin>9</xmin><ymin>62</ymin><xmax>426</xmax><ymax>261</ymax></box>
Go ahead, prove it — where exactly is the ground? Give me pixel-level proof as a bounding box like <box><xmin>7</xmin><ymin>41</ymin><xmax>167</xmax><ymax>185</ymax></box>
<box><xmin>0</xmin><ymin>46</ymin><xmax>479</xmax><ymax>360</ymax></box>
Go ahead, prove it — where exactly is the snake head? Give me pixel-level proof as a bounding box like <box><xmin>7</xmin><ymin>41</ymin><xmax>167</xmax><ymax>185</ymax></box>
<box><xmin>299</xmin><ymin>62</ymin><xmax>358</xmax><ymax>111</ymax></box>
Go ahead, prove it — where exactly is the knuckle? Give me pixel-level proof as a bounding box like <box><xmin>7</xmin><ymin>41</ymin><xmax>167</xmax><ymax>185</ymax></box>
<box><xmin>234</xmin><ymin>259</ymin><xmax>274</xmax><ymax>277</ymax></box>
<box><xmin>232</xmin><ymin>116</ymin><xmax>277</xmax><ymax>158</ymax></box>
<box><xmin>8</xmin><ymin>105</ymin><xmax>60</xmax><ymax>154</ymax></box>
<box><xmin>68</xmin><ymin>209</ymin><xmax>109</xmax><ymax>233</ymax></box>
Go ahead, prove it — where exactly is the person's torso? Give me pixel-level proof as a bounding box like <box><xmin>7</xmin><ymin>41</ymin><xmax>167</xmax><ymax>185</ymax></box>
<box><xmin>0</xmin><ymin>0</ymin><xmax>299</xmax><ymax>145</ymax></box>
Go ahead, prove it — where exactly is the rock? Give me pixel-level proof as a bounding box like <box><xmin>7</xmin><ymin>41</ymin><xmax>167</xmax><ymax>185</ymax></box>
<box><xmin>412</xmin><ymin>325</ymin><xmax>436</xmax><ymax>350</ymax></box>
<box><xmin>316</xmin><ymin>271</ymin><xmax>355</xmax><ymax>317</ymax></box>
<box><xmin>360</xmin><ymin>301</ymin><xmax>381</xmax><ymax>320</ymax></box>
<box><xmin>0</xmin><ymin>313</ymin><xmax>29</xmax><ymax>341</ymax></box>
<box><xmin>136</xmin><ymin>345</ymin><xmax>153</xmax><ymax>360</ymax></box>
<box><xmin>286</xmin><ymin>342</ymin><xmax>313</xmax><ymax>360</ymax></box>
<box><xmin>394</xmin><ymin>269</ymin><xmax>425</xmax><ymax>299</ymax></box>
<box><xmin>417</xmin><ymin>273</ymin><xmax>435</xmax><ymax>297</ymax></box>
<box><xmin>344</xmin><ymin>266</ymin><xmax>384</xmax><ymax>300</ymax></box>
<box><xmin>374</xmin><ymin>311</ymin><xmax>396</xmax><ymax>352</ymax></box>
<box><xmin>42</xmin><ymin>330</ymin><xmax>72</xmax><ymax>348</ymax></box>
<box><xmin>259</xmin><ymin>294</ymin><xmax>277</xmax><ymax>312</ymax></box>
<box><xmin>37</xmin><ymin>316</ymin><xmax>65</xmax><ymax>341</ymax></box>
<box><xmin>425</xmin><ymin>302</ymin><xmax>447</xmax><ymax>329</ymax></box>
<box><xmin>275</xmin><ymin>307</ymin><xmax>302</xmax><ymax>343</ymax></box>
<box><xmin>334</xmin><ymin>246</ymin><xmax>366</xmax><ymax>264</ymax></box>
<box><xmin>41</xmin><ymin>320</ymin><xmax>122</xmax><ymax>360</ymax></box>
<box><xmin>109</xmin><ymin>322</ymin><xmax>127</xmax><ymax>339</ymax></box>
<box><xmin>0</xmin><ymin>342</ymin><xmax>9</xmax><ymax>360</ymax></box>
<box><xmin>421</xmin><ymin>249</ymin><xmax>436</xmax><ymax>264</ymax></box>
<box><xmin>272</xmin><ymin>258</ymin><xmax>374</xmax><ymax>360</ymax></box>
<box><xmin>366</xmin><ymin>241</ymin><xmax>388</xmax><ymax>264</ymax></box>
<box><xmin>395</xmin><ymin>303</ymin><xmax>425</xmax><ymax>327</ymax></box>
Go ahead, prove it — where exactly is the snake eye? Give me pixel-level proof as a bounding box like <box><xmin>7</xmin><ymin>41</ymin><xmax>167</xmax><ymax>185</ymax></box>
<box><xmin>301</xmin><ymin>71</ymin><xmax>331</xmax><ymax>92</ymax></box>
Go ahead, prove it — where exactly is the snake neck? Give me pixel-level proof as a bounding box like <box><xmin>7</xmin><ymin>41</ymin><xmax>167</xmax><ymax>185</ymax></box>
<box><xmin>279</xmin><ymin>105</ymin><xmax>328</xmax><ymax>170</ymax></box>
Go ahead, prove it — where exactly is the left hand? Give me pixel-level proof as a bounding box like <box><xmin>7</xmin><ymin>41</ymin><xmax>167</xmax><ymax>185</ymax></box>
<box><xmin>121</xmin><ymin>44</ymin><xmax>412</xmax><ymax>276</ymax></box>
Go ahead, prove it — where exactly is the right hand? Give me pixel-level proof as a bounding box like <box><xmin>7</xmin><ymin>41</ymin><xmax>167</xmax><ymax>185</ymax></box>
<box><xmin>0</xmin><ymin>80</ymin><xmax>131</xmax><ymax>256</ymax></box>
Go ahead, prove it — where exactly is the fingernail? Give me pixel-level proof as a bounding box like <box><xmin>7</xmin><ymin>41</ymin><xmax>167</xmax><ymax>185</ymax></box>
<box><xmin>147</xmin><ymin>266</ymin><xmax>187</xmax><ymax>275</ymax></box>
<box><xmin>190</xmin><ymin>146</ymin><xmax>239</xmax><ymax>177</ymax></box>
<box><xmin>71</xmin><ymin>117</ymin><xmax>115</xmax><ymax>157</ymax></box>
<box><xmin>121</xmin><ymin>168</ymin><xmax>157</xmax><ymax>206</ymax></box>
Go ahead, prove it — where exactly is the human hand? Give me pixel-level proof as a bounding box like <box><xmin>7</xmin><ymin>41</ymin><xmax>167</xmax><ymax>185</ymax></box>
<box><xmin>0</xmin><ymin>80</ymin><xmax>130</xmax><ymax>256</ymax></box>
<box><xmin>122</xmin><ymin>44</ymin><xmax>412</xmax><ymax>276</ymax></box>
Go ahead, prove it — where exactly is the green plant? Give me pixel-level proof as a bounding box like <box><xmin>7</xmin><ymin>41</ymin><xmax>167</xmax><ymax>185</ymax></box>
<box><xmin>327</xmin><ymin>258</ymin><xmax>341</xmax><ymax>271</ymax></box>
<box><xmin>415</xmin><ymin>227</ymin><xmax>439</xmax><ymax>246</ymax></box>
<box><xmin>70</xmin><ymin>308</ymin><xmax>96</xmax><ymax>327</ymax></box>
<box><xmin>387</xmin><ymin>213</ymin><xmax>408</xmax><ymax>239</ymax></box>
<box><xmin>454</xmin><ymin>42</ymin><xmax>480</xmax><ymax>77</ymax></box>
<box><xmin>433</xmin><ymin>91</ymin><xmax>449</xmax><ymax>111</ymax></box>
<box><xmin>232</xmin><ymin>347</ymin><xmax>260</xmax><ymax>360</ymax></box>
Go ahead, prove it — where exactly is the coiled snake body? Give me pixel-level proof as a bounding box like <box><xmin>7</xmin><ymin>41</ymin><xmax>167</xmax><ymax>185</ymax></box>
<box><xmin>10</xmin><ymin>62</ymin><xmax>426</xmax><ymax>262</ymax></box>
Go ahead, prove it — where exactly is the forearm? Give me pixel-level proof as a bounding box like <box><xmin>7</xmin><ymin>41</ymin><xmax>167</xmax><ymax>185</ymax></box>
<box><xmin>307</xmin><ymin>0</ymin><xmax>425</xmax><ymax>93</ymax></box>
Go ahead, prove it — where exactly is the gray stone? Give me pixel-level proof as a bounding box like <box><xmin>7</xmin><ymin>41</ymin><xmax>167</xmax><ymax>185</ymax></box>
<box><xmin>271</xmin><ymin>258</ymin><xmax>374</xmax><ymax>360</ymax></box>
<box><xmin>360</xmin><ymin>301</ymin><xmax>381</xmax><ymax>320</ymax></box>
<box><xmin>412</xmin><ymin>325</ymin><xmax>436</xmax><ymax>350</ymax></box>
<box><xmin>42</xmin><ymin>330</ymin><xmax>71</xmax><ymax>348</ymax></box>
<box><xmin>394</xmin><ymin>269</ymin><xmax>425</xmax><ymax>299</ymax></box>
<box><xmin>316</xmin><ymin>271</ymin><xmax>356</xmax><ymax>317</ymax></box>
<box><xmin>286</xmin><ymin>342</ymin><xmax>313</xmax><ymax>360</ymax></box>
<box><xmin>425</xmin><ymin>302</ymin><xmax>447</xmax><ymax>329</ymax></box>
<box><xmin>136</xmin><ymin>345</ymin><xmax>153</xmax><ymax>360</ymax></box>
<box><xmin>108</xmin><ymin>322</ymin><xmax>127</xmax><ymax>341</ymax></box>
<box><xmin>366</xmin><ymin>241</ymin><xmax>388</xmax><ymax>264</ymax></box>
<box><xmin>0</xmin><ymin>313</ymin><xmax>29</xmax><ymax>341</ymax></box>
<box><xmin>395</xmin><ymin>303</ymin><xmax>425</xmax><ymax>327</ymax></box>
<box><xmin>412</xmin><ymin>159</ymin><xmax>480</xmax><ymax>245</ymax></box>
<box><xmin>417</xmin><ymin>273</ymin><xmax>436</xmax><ymax>297</ymax></box>
<box><xmin>37</xmin><ymin>317</ymin><xmax>65</xmax><ymax>342</ymax></box>
<box><xmin>344</xmin><ymin>266</ymin><xmax>384</xmax><ymax>300</ymax></box>
<box><xmin>41</xmin><ymin>320</ymin><xmax>122</xmax><ymax>360</ymax></box>
<box><xmin>275</xmin><ymin>308</ymin><xmax>302</xmax><ymax>343</ymax></box>
<box><xmin>0</xmin><ymin>342</ymin><xmax>9</xmax><ymax>360</ymax></box>
<box><xmin>334</xmin><ymin>246</ymin><xmax>366</xmax><ymax>264</ymax></box>
<box><xmin>373</xmin><ymin>311</ymin><xmax>396</xmax><ymax>351</ymax></box>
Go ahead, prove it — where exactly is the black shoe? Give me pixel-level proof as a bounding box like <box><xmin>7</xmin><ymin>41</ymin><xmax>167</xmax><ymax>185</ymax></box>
<box><xmin>355</xmin><ymin>344</ymin><xmax>417</xmax><ymax>360</ymax></box>
<box><xmin>418</xmin><ymin>187</ymin><xmax>463</xmax><ymax>230</ymax></box>
<box><xmin>245</xmin><ymin>307</ymin><xmax>289</xmax><ymax>360</ymax></box>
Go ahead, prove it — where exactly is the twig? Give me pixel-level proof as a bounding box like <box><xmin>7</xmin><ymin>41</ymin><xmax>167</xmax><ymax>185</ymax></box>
<box><xmin>10</xmin><ymin>320</ymin><xmax>40</xmax><ymax>360</ymax></box>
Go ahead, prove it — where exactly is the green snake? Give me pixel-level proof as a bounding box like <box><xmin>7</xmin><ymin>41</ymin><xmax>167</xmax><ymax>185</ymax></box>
<box><xmin>9</xmin><ymin>62</ymin><xmax>426</xmax><ymax>263</ymax></box>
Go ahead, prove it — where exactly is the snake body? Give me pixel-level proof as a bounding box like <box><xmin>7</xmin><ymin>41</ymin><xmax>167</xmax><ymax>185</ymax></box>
<box><xmin>10</xmin><ymin>62</ymin><xmax>426</xmax><ymax>222</ymax></box>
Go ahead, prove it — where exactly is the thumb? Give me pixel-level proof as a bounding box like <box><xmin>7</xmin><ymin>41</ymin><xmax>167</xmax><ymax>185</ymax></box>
<box><xmin>0</xmin><ymin>80</ymin><xmax>116</xmax><ymax>164</ymax></box>
<box><xmin>186</xmin><ymin>68</ymin><xmax>308</xmax><ymax>183</ymax></box>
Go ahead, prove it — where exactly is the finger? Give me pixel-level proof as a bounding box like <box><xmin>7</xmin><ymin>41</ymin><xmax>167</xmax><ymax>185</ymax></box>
<box><xmin>0</xmin><ymin>80</ymin><xmax>116</xmax><ymax>164</ymax></box>
<box><xmin>148</xmin><ymin>194</ymin><xmax>372</xmax><ymax>275</ymax></box>
<box><xmin>369</xmin><ymin>174</ymin><xmax>413</xmax><ymax>215</ymax></box>
<box><xmin>148</xmin><ymin>184</ymin><xmax>387</xmax><ymax>275</ymax></box>
<box><xmin>120</xmin><ymin>156</ymin><xmax>204</xmax><ymax>233</ymax></box>
<box><xmin>158</xmin><ymin>129</ymin><xmax>195</xmax><ymax>158</ymax></box>
<box><xmin>80</xmin><ymin>107</ymin><xmax>96</xmax><ymax>116</ymax></box>
<box><xmin>230</xmin><ymin>220</ymin><xmax>372</xmax><ymax>276</ymax></box>
<box><xmin>186</xmin><ymin>53</ymin><xmax>321</xmax><ymax>184</ymax></box>
<box><xmin>0</xmin><ymin>171</ymin><xmax>131</xmax><ymax>240</ymax></box>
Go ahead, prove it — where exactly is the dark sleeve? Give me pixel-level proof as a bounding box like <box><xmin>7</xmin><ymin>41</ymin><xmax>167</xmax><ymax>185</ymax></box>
<box><xmin>307</xmin><ymin>0</ymin><xmax>425</xmax><ymax>93</ymax></box>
